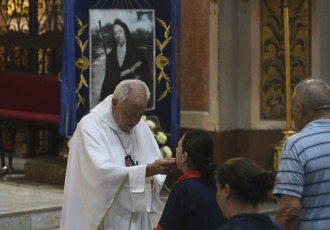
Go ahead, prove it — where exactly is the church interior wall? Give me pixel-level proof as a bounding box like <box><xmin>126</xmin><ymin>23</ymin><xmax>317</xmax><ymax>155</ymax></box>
<box><xmin>180</xmin><ymin>0</ymin><xmax>282</xmax><ymax>169</ymax></box>
<box><xmin>179</xmin><ymin>0</ymin><xmax>330</xmax><ymax>170</ymax></box>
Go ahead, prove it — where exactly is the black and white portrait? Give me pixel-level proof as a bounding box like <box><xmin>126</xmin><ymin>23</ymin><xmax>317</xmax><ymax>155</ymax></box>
<box><xmin>89</xmin><ymin>9</ymin><xmax>155</xmax><ymax>110</ymax></box>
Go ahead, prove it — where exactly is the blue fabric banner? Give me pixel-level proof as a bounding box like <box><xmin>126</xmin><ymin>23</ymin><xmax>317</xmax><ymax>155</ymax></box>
<box><xmin>60</xmin><ymin>0</ymin><xmax>181</xmax><ymax>147</ymax></box>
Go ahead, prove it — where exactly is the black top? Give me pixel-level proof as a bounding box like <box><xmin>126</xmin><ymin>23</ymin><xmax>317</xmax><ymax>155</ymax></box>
<box><xmin>218</xmin><ymin>213</ymin><xmax>284</xmax><ymax>230</ymax></box>
<box><xmin>158</xmin><ymin>172</ymin><xmax>226</xmax><ymax>230</ymax></box>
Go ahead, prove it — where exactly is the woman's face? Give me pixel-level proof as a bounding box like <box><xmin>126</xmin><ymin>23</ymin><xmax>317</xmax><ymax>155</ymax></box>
<box><xmin>175</xmin><ymin>135</ymin><xmax>185</xmax><ymax>171</ymax></box>
<box><xmin>113</xmin><ymin>24</ymin><xmax>126</xmax><ymax>46</ymax></box>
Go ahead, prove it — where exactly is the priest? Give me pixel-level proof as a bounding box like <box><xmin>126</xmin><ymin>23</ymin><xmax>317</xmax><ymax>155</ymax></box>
<box><xmin>60</xmin><ymin>79</ymin><xmax>176</xmax><ymax>230</ymax></box>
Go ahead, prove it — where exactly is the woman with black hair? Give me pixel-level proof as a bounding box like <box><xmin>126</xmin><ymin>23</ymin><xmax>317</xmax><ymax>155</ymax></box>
<box><xmin>216</xmin><ymin>157</ymin><xmax>284</xmax><ymax>230</ymax></box>
<box><xmin>100</xmin><ymin>19</ymin><xmax>153</xmax><ymax>107</ymax></box>
<box><xmin>157</xmin><ymin>129</ymin><xmax>226</xmax><ymax>230</ymax></box>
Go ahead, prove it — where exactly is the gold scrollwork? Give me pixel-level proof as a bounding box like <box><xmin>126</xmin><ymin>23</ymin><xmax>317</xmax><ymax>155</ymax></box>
<box><xmin>155</xmin><ymin>18</ymin><xmax>172</xmax><ymax>102</ymax></box>
<box><xmin>6</xmin><ymin>0</ymin><xmax>29</xmax><ymax>16</ymax></box>
<box><xmin>261</xmin><ymin>0</ymin><xmax>309</xmax><ymax>119</ymax></box>
<box><xmin>75</xmin><ymin>16</ymin><xmax>89</xmax><ymax>109</ymax></box>
<box><xmin>7</xmin><ymin>1</ymin><xmax>15</xmax><ymax>16</ymax></box>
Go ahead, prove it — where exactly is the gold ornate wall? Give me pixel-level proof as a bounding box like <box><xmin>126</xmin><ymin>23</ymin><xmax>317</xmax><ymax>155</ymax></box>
<box><xmin>261</xmin><ymin>0</ymin><xmax>310</xmax><ymax>119</ymax></box>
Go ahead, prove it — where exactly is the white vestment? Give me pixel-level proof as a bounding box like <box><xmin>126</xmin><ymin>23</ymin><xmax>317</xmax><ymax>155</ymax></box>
<box><xmin>60</xmin><ymin>95</ymin><xmax>166</xmax><ymax>230</ymax></box>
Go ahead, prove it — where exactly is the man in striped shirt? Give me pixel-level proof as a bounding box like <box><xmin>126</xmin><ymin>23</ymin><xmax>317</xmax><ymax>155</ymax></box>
<box><xmin>273</xmin><ymin>79</ymin><xmax>330</xmax><ymax>230</ymax></box>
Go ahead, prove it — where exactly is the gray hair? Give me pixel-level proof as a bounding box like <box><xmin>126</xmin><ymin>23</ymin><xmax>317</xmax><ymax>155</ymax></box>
<box><xmin>113</xmin><ymin>79</ymin><xmax>150</xmax><ymax>104</ymax></box>
<box><xmin>294</xmin><ymin>78</ymin><xmax>330</xmax><ymax>113</ymax></box>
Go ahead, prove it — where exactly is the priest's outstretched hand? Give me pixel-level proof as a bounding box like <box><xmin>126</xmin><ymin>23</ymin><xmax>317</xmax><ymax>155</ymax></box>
<box><xmin>146</xmin><ymin>158</ymin><xmax>176</xmax><ymax>177</ymax></box>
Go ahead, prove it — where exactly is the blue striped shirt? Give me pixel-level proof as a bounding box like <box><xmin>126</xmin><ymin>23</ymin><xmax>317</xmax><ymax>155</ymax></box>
<box><xmin>273</xmin><ymin>119</ymin><xmax>330</xmax><ymax>230</ymax></box>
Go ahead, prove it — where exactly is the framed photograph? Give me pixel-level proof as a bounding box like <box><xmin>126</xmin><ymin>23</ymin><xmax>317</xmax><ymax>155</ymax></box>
<box><xmin>89</xmin><ymin>9</ymin><xmax>155</xmax><ymax>110</ymax></box>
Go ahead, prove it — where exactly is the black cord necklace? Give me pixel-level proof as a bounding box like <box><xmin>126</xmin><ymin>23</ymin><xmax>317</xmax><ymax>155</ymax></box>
<box><xmin>116</xmin><ymin>131</ymin><xmax>138</xmax><ymax>167</ymax></box>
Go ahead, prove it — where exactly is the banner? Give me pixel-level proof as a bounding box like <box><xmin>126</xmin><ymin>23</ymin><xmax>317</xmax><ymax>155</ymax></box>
<box><xmin>60</xmin><ymin>0</ymin><xmax>180</xmax><ymax>147</ymax></box>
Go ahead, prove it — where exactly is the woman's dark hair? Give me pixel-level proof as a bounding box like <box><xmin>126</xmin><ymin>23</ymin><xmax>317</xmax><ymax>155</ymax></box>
<box><xmin>182</xmin><ymin>129</ymin><xmax>217</xmax><ymax>177</ymax></box>
<box><xmin>112</xmin><ymin>19</ymin><xmax>136</xmax><ymax>51</ymax></box>
<box><xmin>217</xmin><ymin>157</ymin><xmax>275</xmax><ymax>205</ymax></box>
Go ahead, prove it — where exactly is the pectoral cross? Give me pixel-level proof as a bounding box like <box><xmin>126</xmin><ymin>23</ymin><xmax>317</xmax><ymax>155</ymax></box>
<box><xmin>125</xmin><ymin>155</ymin><xmax>138</xmax><ymax>167</ymax></box>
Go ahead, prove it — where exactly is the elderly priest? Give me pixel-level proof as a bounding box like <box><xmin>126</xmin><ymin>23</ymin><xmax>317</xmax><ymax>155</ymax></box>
<box><xmin>60</xmin><ymin>79</ymin><xmax>176</xmax><ymax>230</ymax></box>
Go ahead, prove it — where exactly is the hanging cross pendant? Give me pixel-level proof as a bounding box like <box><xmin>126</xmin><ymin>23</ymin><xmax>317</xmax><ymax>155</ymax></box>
<box><xmin>125</xmin><ymin>155</ymin><xmax>135</xmax><ymax>167</ymax></box>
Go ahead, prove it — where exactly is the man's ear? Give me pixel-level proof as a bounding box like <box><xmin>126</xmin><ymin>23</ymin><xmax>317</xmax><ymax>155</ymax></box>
<box><xmin>112</xmin><ymin>98</ymin><xmax>118</xmax><ymax>110</ymax></box>
<box><xmin>297</xmin><ymin>103</ymin><xmax>305</xmax><ymax>119</ymax></box>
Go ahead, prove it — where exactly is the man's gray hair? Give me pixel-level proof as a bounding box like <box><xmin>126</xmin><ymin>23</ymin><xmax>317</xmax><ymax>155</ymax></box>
<box><xmin>294</xmin><ymin>78</ymin><xmax>330</xmax><ymax>113</ymax></box>
<box><xmin>113</xmin><ymin>79</ymin><xmax>150</xmax><ymax>104</ymax></box>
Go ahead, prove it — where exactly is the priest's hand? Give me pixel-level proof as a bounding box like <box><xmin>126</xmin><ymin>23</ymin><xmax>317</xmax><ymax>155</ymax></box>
<box><xmin>146</xmin><ymin>158</ymin><xmax>176</xmax><ymax>177</ymax></box>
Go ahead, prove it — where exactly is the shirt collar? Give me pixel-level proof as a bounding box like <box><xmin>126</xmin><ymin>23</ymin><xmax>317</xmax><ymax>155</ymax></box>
<box><xmin>174</xmin><ymin>170</ymin><xmax>203</xmax><ymax>186</ymax></box>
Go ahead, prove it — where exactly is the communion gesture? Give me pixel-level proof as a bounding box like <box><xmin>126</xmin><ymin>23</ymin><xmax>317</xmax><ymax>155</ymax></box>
<box><xmin>60</xmin><ymin>79</ymin><xmax>176</xmax><ymax>230</ymax></box>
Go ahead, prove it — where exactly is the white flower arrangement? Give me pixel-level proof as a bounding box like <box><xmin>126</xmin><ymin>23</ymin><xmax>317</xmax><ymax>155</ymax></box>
<box><xmin>144</xmin><ymin>116</ymin><xmax>172</xmax><ymax>158</ymax></box>
<box><xmin>160</xmin><ymin>146</ymin><xmax>172</xmax><ymax>158</ymax></box>
<box><xmin>156</xmin><ymin>131</ymin><xmax>167</xmax><ymax>145</ymax></box>
<box><xmin>146</xmin><ymin>120</ymin><xmax>156</xmax><ymax>131</ymax></box>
